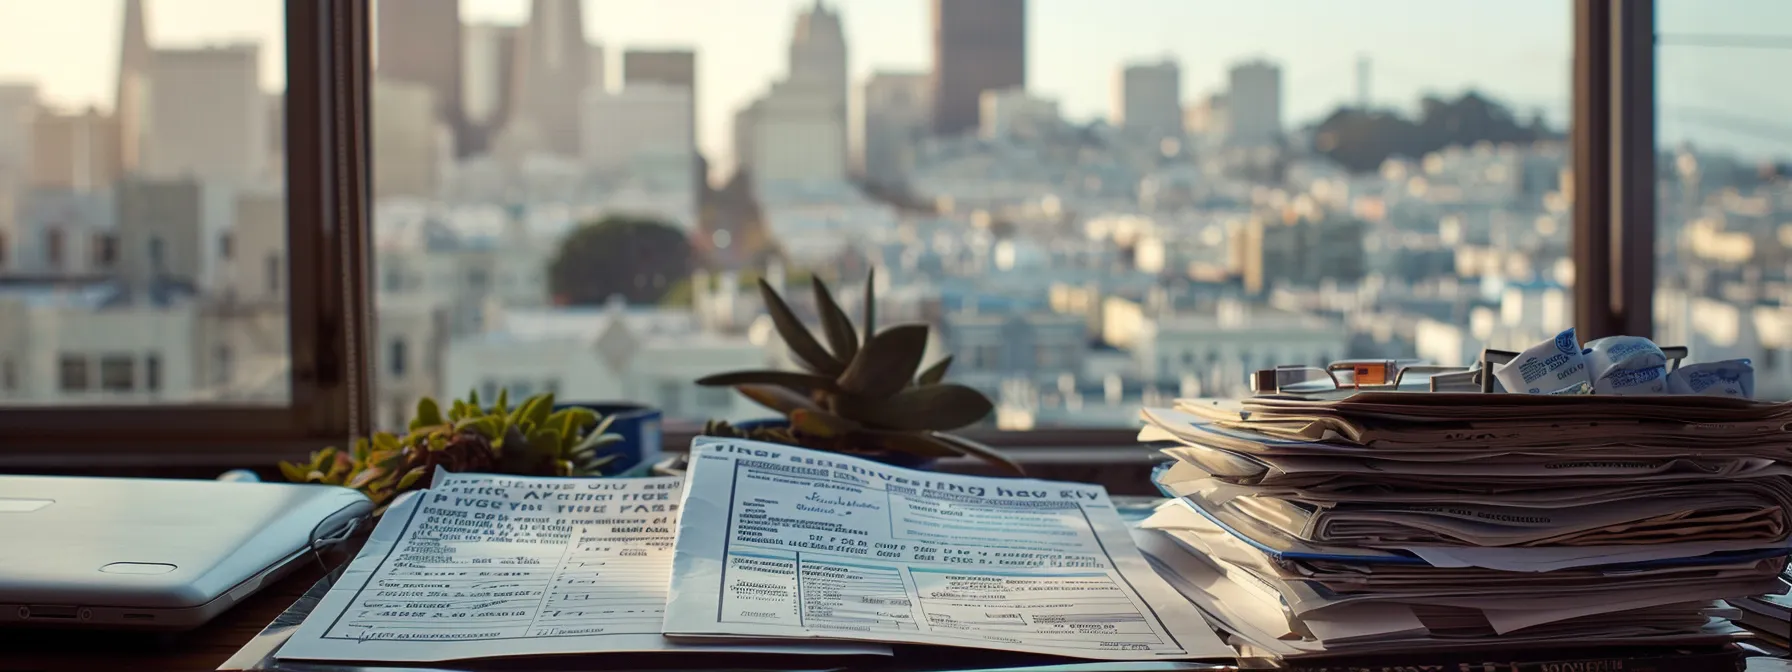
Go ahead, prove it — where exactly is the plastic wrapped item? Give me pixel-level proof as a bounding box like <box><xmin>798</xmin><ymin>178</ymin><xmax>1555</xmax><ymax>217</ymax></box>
<box><xmin>1583</xmin><ymin>336</ymin><xmax>1670</xmax><ymax>395</ymax></box>
<box><xmin>1494</xmin><ymin>328</ymin><xmax>1593</xmax><ymax>395</ymax></box>
<box><xmin>1668</xmin><ymin>359</ymin><xmax>1755</xmax><ymax>399</ymax></box>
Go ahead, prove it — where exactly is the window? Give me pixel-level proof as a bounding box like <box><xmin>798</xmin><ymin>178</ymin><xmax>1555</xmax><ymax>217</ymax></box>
<box><xmin>389</xmin><ymin>337</ymin><xmax>408</xmax><ymax>378</ymax></box>
<box><xmin>359</xmin><ymin>0</ymin><xmax>1574</xmax><ymax>438</ymax></box>
<box><xmin>1656</xmin><ymin>1</ymin><xmax>1792</xmax><ymax>398</ymax></box>
<box><xmin>148</xmin><ymin>236</ymin><xmax>165</xmax><ymax>273</ymax></box>
<box><xmin>219</xmin><ymin>232</ymin><xmax>233</xmax><ymax>260</ymax></box>
<box><xmin>480</xmin><ymin>379</ymin><xmax>500</xmax><ymax>402</ymax></box>
<box><xmin>58</xmin><ymin>355</ymin><xmax>88</xmax><ymax>392</ymax></box>
<box><xmin>145</xmin><ymin>354</ymin><xmax>162</xmax><ymax>393</ymax></box>
<box><xmin>0</xmin><ymin>1</ymin><xmax>362</xmax><ymax>461</ymax></box>
<box><xmin>46</xmin><ymin>228</ymin><xmax>64</xmax><ymax>268</ymax></box>
<box><xmin>100</xmin><ymin>355</ymin><xmax>135</xmax><ymax>392</ymax></box>
<box><xmin>696</xmin><ymin>385</ymin><xmax>732</xmax><ymax>411</ymax></box>
<box><xmin>266</xmin><ymin>253</ymin><xmax>281</xmax><ymax>293</ymax></box>
<box><xmin>92</xmin><ymin>233</ymin><xmax>117</xmax><ymax>268</ymax></box>
<box><xmin>1</xmin><ymin>358</ymin><xmax>15</xmax><ymax>391</ymax></box>
<box><xmin>214</xmin><ymin>345</ymin><xmax>233</xmax><ymax>386</ymax></box>
<box><xmin>0</xmin><ymin>231</ymin><xmax>7</xmax><ymax>268</ymax></box>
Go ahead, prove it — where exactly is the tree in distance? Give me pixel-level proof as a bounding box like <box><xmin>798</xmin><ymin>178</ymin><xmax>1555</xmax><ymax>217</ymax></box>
<box><xmin>548</xmin><ymin>215</ymin><xmax>697</xmax><ymax>306</ymax></box>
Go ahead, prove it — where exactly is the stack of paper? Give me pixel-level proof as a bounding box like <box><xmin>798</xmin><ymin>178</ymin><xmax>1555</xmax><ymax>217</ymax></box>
<box><xmin>1134</xmin><ymin>393</ymin><xmax>1792</xmax><ymax>659</ymax></box>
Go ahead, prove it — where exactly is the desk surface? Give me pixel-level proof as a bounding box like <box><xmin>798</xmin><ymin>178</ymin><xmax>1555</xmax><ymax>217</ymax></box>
<box><xmin>1</xmin><ymin>538</ymin><xmax>1785</xmax><ymax>672</ymax></box>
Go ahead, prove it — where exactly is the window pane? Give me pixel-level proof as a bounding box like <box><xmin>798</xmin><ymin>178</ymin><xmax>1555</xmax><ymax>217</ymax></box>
<box><xmin>1656</xmin><ymin>1</ymin><xmax>1792</xmax><ymax>399</ymax></box>
<box><xmin>0</xmin><ymin>0</ymin><xmax>290</xmax><ymax>406</ymax></box>
<box><xmin>372</xmin><ymin>0</ymin><xmax>1570</xmax><ymax>431</ymax></box>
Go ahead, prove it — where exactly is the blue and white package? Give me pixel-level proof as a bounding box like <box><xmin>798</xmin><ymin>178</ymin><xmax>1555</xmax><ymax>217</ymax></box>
<box><xmin>1493</xmin><ymin>328</ymin><xmax>1593</xmax><ymax>395</ymax></box>
<box><xmin>1584</xmin><ymin>336</ymin><xmax>1669</xmax><ymax>395</ymax></box>
<box><xmin>1668</xmin><ymin>359</ymin><xmax>1755</xmax><ymax>399</ymax></box>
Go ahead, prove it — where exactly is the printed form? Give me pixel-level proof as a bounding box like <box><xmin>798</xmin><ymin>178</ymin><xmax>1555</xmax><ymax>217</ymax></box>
<box><xmin>277</xmin><ymin>469</ymin><xmax>885</xmax><ymax>662</ymax></box>
<box><xmin>663</xmin><ymin>439</ymin><xmax>1232</xmax><ymax>660</ymax></box>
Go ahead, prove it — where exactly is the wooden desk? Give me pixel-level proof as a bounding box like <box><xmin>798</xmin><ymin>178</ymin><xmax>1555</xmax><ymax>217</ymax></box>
<box><xmin>0</xmin><ymin>555</ymin><xmax>332</xmax><ymax>672</ymax></box>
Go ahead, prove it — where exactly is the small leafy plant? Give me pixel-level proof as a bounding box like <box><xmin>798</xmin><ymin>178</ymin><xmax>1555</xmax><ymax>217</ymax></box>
<box><xmin>696</xmin><ymin>272</ymin><xmax>1022</xmax><ymax>475</ymax></box>
<box><xmin>281</xmin><ymin>390</ymin><xmax>622</xmax><ymax>513</ymax></box>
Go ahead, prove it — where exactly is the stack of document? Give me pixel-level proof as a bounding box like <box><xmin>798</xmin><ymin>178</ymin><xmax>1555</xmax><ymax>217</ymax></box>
<box><xmin>1134</xmin><ymin>392</ymin><xmax>1792</xmax><ymax>659</ymax></box>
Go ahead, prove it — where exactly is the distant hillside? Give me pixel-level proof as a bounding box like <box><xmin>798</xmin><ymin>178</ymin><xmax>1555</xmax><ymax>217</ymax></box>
<box><xmin>1310</xmin><ymin>91</ymin><xmax>1560</xmax><ymax>173</ymax></box>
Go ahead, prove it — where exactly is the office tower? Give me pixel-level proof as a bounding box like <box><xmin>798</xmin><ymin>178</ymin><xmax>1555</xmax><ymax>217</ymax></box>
<box><xmin>581</xmin><ymin>84</ymin><xmax>694</xmax><ymax>175</ymax></box>
<box><xmin>0</xmin><ymin>84</ymin><xmax>35</xmax><ymax>181</ymax></box>
<box><xmin>142</xmin><ymin>45</ymin><xmax>268</xmax><ymax>187</ymax></box>
<box><xmin>115</xmin><ymin>0</ymin><xmax>151</xmax><ymax>174</ymax></box>
<box><xmin>376</xmin><ymin>0</ymin><xmax>466</xmax><ymax>157</ymax></box>
<box><xmin>461</xmin><ymin>22</ymin><xmax>520</xmax><ymax>157</ymax></box>
<box><xmin>787</xmin><ymin>2</ymin><xmax>848</xmax><ymax>169</ymax></box>
<box><xmin>1115</xmin><ymin>59</ymin><xmax>1183</xmax><ymax>147</ymax></box>
<box><xmin>373</xmin><ymin>78</ymin><xmax>443</xmax><ymax>199</ymax></box>
<box><xmin>1226</xmin><ymin>59</ymin><xmax>1283</xmax><ymax>148</ymax></box>
<box><xmin>930</xmin><ymin>0</ymin><xmax>1026</xmax><ymax>137</ymax></box>
<box><xmin>1184</xmin><ymin>92</ymin><xmax>1229</xmax><ymax>138</ymax></box>
<box><xmin>508</xmin><ymin>0</ymin><xmax>591</xmax><ymax>158</ymax></box>
<box><xmin>860</xmin><ymin>72</ymin><xmax>930</xmax><ymax>189</ymax></box>
<box><xmin>31</xmin><ymin>107</ymin><xmax>119</xmax><ymax>192</ymax></box>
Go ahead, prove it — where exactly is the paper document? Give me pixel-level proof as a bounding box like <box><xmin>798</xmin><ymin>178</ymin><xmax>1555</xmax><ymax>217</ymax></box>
<box><xmin>278</xmin><ymin>469</ymin><xmax>885</xmax><ymax>662</ymax></box>
<box><xmin>661</xmin><ymin>438</ymin><xmax>1233</xmax><ymax>660</ymax></box>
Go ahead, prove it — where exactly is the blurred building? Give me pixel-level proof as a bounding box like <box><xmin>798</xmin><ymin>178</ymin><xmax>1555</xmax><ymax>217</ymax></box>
<box><xmin>507</xmin><ymin>0</ymin><xmax>591</xmax><ymax>158</ymax></box>
<box><xmin>979</xmin><ymin>88</ymin><xmax>1060</xmax><ymax>141</ymax></box>
<box><xmin>1115</xmin><ymin>59</ymin><xmax>1183</xmax><ymax>147</ymax></box>
<box><xmin>621</xmin><ymin>49</ymin><xmax>698</xmax><ymax>147</ymax></box>
<box><xmin>32</xmin><ymin>107</ymin><xmax>118</xmax><ymax>192</ymax></box>
<box><xmin>1226</xmin><ymin>59</ymin><xmax>1283</xmax><ymax>148</ymax></box>
<box><xmin>0</xmin><ymin>83</ymin><xmax>38</xmax><ymax>180</ymax></box>
<box><xmin>461</xmin><ymin>22</ymin><xmax>521</xmax><ymax>157</ymax></box>
<box><xmin>372</xmin><ymin>78</ymin><xmax>444</xmax><ymax>200</ymax></box>
<box><xmin>376</xmin><ymin>0</ymin><xmax>466</xmax><ymax>157</ymax></box>
<box><xmin>114</xmin><ymin>0</ymin><xmax>151</xmax><ymax>175</ymax></box>
<box><xmin>860</xmin><ymin>72</ymin><xmax>931</xmax><ymax>189</ymax></box>
<box><xmin>931</xmin><ymin>0</ymin><xmax>1026</xmax><ymax>137</ymax></box>
<box><xmin>141</xmin><ymin>45</ymin><xmax>268</xmax><ymax>187</ymax></box>
<box><xmin>581</xmin><ymin>84</ymin><xmax>695</xmax><ymax>176</ymax></box>
<box><xmin>1237</xmin><ymin>214</ymin><xmax>1367</xmax><ymax>294</ymax></box>
<box><xmin>787</xmin><ymin>2</ymin><xmax>849</xmax><ymax>172</ymax></box>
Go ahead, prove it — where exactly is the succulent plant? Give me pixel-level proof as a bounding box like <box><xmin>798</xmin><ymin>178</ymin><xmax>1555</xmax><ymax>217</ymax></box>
<box><xmin>280</xmin><ymin>390</ymin><xmax>623</xmax><ymax>513</ymax></box>
<box><xmin>695</xmin><ymin>271</ymin><xmax>1023</xmax><ymax>476</ymax></box>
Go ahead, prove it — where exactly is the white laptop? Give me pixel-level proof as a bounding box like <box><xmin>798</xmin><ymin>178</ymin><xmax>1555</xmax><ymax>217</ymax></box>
<box><xmin>0</xmin><ymin>474</ymin><xmax>371</xmax><ymax>630</ymax></box>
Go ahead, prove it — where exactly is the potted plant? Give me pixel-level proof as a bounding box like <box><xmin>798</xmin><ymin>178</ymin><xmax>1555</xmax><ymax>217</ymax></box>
<box><xmin>684</xmin><ymin>272</ymin><xmax>1023</xmax><ymax>476</ymax></box>
<box><xmin>280</xmin><ymin>390</ymin><xmax>623</xmax><ymax>514</ymax></box>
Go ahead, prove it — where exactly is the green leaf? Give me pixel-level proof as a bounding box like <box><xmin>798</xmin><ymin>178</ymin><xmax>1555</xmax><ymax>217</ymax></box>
<box><xmin>467</xmin><ymin>388</ymin><xmax>480</xmax><ymax>410</ymax></box>
<box><xmin>695</xmin><ymin>370</ymin><xmax>842</xmax><ymax>393</ymax></box>
<box><xmin>757</xmin><ymin>278</ymin><xmax>844</xmax><ymax>376</ymax></box>
<box><xmin>812</xmin><ymin>277</ymin><xmax>858</xmax><ymax>363</ymax></box>
<box><xmin>369</xmin><ymin>449</ymin><xmax>404</xmax><ymax>470</ymax></box>
<box><xmin>449</xmin><ymin>399</ymin><xmax>468</xmax><ymax>422</ymax></box>
<box><xmin>347</xmin><ymin>466</ymin><xmax>388</xmax><ymax>489</ymax></box>
<box><xmin>526</xmin><ymin>393</ymin><xmax>555</xmax><ymax>427</ymax></box>
<box><xmin>455</xmin><ymin>417</ymin><xmax>501</xmax><ymax>439</ymax></box>
<box><xmin>569</xmin><ymin>428</ymin><xmax>622</xmax><ymax>454</ymax></box>
<box><xmin>836</xmin><ymin>324</ymin><xmax>929</xmax><ymax>398</ymax></box>
<box><xmin>495</xmin><ymin>388</ymin><xmax>510</xmax><ymax>417</ymax></box>
<box><xmin>396</xmin><ymin>466</ymin><xmax>429</xmax><ymax>491</ymax></box>
<box><xmin>527</xmin><ymin>427</ymin><xmax>563</xmax><ymax>457</ymax></box>
<box><xmin>862</xmin><ymin>268</ymin><xmax>876</xmax><ymax>346</ymax></box>
<box><xmin>791</xmin><ymin>408</ymin><xmax>860</xmax><ymax>438</ymax></box>
<box><xmin>372</xmin><ymin>432</ymin><xmax>400</xmax><ymax>453</ymax></box>
<box><xmin>413</xmin><ymin>398</ymin><xmax>444</xmax><ymax>429</ymax></box>
<box><xmin>278</xmin><ymin>461</ymin><xmax>310</xmax><ymax>483</ymax></box>
<box><xmin>917</xmin><ymin>356</ymin><xmax>953</xmax><ymax>385</ymax></box>
<box><xmin>734</xmin><ymin>384</ymin><xmax>823</xmax><ymax>415</ymax></box>
<box><xmin>308</xmin><ymin>447</ymin><xmax>336</xmax><ymax>472</ymax></box>
<box><xmin>838</xmin><ymin>383</ymin><xmax>994</xmax><ymax>431</ymax></box>
<box><xmin>931</xmin><ymin>432</ymin><xmax>1026</xmax><ymax>476</ymax></box>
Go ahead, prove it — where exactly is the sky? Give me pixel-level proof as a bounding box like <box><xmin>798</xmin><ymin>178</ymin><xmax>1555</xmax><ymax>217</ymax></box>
<box><xmin>0</xmin><ymin>0</ymin><xmax>1788</xmax><ymax>165</ymax></box>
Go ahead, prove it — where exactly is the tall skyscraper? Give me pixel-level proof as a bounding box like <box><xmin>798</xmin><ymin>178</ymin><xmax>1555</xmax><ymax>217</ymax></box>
<box><xmin>860</xmin><ymin>72</ymin><xmax>930</xmax><ymax>189</ymax></box>
<box><xmin>141</xmin><ymin>45</ymin><xmax>268</xmax><ymax>187</ymax></box>
<box><xmin>788</xmin><ymin>2</ymin><xmax>848</xmax><ymax>168</ymax></box>
<box><xmin>115</xmin><ymin>0</ymin><xmax>151</xmax><ymax>174</ymax></box>
<box><xmin>1114</xmin><ymin>59</ymin><xmax>1183</xmax><ymax>147</ymax></box>
<box><xmin>0</xmin><ymin>84</ymin><xmax>35</xmax><ymax>180</ymax></box>
<box><xmin>375</xmin><ymin>0</ymin><xmax>466</xmax><ymax>157</ymax></box>
<box><xmin>1226</xmin><ymin>60</ymin><xmax>1283</xmax><ymax>148</ymax></box>
<box><xmin>930</xmin><ymin>0</ymin><xmax>1026</xmax><ymax>137</ymax></box>
<box><xmin>508</xmin><ymin>0</ymin><xmax>591</xmax><ymax>158</ymax></box>
<box><xmin>461</xmin><ymin>22</ymin><xmax>521</xmax><ymax>157</ymax></box>
<box><xmin>31</xmin><ymin>106</ymin><xmax>119</xmax><ymax>192</ymax></box>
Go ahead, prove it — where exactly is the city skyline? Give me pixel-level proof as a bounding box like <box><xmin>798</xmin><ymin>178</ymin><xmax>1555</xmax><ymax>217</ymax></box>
<box><xmin>0</xmin><ymin>0</ymin><xmax>1786</xmax><ymax>166</ymax></box>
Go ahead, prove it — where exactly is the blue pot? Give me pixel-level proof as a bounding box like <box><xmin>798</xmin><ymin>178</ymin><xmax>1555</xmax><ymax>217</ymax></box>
<box><xmin>727</xmin><ymin>418</ymin><xmax>938</xmax><ymax>471</ymax></box>
<box><xmin>556</xmin><ymin>402</ymin><xmax>663</xmax><ymax>476</ymax></box>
